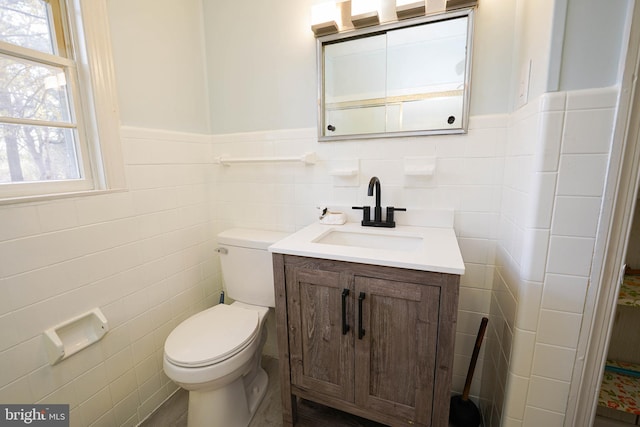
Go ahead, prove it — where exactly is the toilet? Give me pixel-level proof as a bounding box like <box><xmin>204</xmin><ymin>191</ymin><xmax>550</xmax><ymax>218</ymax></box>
<box><xmin>163</xmin><ymin>228</ymin><xmax>288</xmax><ymax>427</ymax></box>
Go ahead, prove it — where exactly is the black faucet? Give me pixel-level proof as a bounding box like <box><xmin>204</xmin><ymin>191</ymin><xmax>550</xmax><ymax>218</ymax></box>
<box><xmin>368</xmin><ymin>176</ymin><xmax>382</xmax><ymax>222</ymax></box>
<box><xmin>352</xmin><ymin>176</ymin><xmax>406</xmax><ymax>228</ymax></box>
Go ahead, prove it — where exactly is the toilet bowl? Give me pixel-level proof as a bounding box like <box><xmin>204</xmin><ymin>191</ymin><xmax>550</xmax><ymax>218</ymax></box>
<box><xmin>162</xmin><ymin>228</ymin><xmax>288</xmax><ymax>427</ymax></box>
<box><xmin>163</xmin><ymin>303</ymin><xmax>269</xmax><ymax>427</ymax></box>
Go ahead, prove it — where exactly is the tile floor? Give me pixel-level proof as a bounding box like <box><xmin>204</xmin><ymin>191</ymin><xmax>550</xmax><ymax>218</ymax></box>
<box><xmin>141</xmin><ymin>357</ymin><xmax>386</xmax><ymax>427</ymax></box>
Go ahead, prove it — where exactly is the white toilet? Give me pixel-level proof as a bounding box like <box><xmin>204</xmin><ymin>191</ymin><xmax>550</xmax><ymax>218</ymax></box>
<box><xmin>163</xmin><ymin>228</ymin><xmax>288</xmax><ymax>427</ymax></box>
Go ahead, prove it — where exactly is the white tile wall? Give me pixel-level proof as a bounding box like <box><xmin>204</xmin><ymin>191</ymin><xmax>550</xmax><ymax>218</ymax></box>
<box><xmin>210</xmin><ymin>118</ymin><xmax>508</xmax><ymax>410</ymax></box>
<box><xmin>493</xmin><ymin>87</ymin><xmax>618</xmax><ymax>427</ymax></box>
<box><xmin>531</xmin><ymin>343</ymin><xmax>577</xmax><ymax>382</ymax></box>
<box><xmin>0</xmin><ymin>127</ymin><xmax>220</xmax><ymax>426</ymax></box>
<box><xmin>0</xmin><ymin>86</ymin><xmax>618</xmax><ymax>427</ymax></box>
<box><xmin>487</xmin><ymin>96</ymin><xmax>538</xmax><ymax>426</ymax></box>
<box><xmin>540</xmin><ymin>274</ymin><xmax>589</xmax><ymax>314</ymax></box>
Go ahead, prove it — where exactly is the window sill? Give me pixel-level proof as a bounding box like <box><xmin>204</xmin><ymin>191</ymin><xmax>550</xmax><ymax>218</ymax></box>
<box><xmin>0</xmin><ymin>188</ymin><xmax>128</xmax><ymax>207</ymax></box>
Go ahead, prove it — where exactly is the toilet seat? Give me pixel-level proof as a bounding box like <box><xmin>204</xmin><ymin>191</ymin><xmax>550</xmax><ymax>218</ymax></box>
<box><xmin>164</xmin><ymin>304</ymin><xmax>259</xmax><ymax>368</ymax></box>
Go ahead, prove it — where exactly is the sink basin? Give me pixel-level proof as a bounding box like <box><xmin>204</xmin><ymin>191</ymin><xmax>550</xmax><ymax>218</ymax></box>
<box><xmin>313</xmin><ymin>229</ymin><xmax>423</xmax><ymax>252</ymax></box>
<box><xmin>269</xmin><ymin>221</ymin><xmax>465</xmax><ymax>275</ymax></box>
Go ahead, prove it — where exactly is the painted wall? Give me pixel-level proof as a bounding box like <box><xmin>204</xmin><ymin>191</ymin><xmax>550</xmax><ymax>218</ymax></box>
<box><xmin>471</xmin><ymin>0</ymin><xmax>516</xmax><ymax>115</ymax></box>
<box><xmin>106</xmin><ymin>0</ymin><xmax>211</xmax><ymax>134</ymax></box>
<box><xmin>509</xmin><ymin>0</ymin><xmax>555</xmax><ymax>109</ymax></box>
<box><xmin>201</xmin><ymin>0</ymin><xmax>317</xmax><ymax>134</ymax></box>
<box><xmin>100</xmin><ymin>0</ymin><xmax>633</xmax><ymax>156</ymax></box>
<box><xmin>558</xmin><ymin>0</ymin><xmax>631</xmax><ymax>91</ymax></box>
<box><xmin>201</xmin><ymin>0</ymin><xmax>516</xmax><ymax>134</ymax></box>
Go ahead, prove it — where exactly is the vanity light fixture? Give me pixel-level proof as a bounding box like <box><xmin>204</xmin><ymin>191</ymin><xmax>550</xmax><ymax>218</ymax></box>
<box><xmin>351</xmin><ymin>0</ymin><xmax>381</xmax><ymax>28</ymax></box>
<box><xmin>395</xmin><ymin>0</ymin><xmax>425</xmax><ymax>19</ymax></box>
<box><xmin>310</xmin><ymin>0</ymin><xmax>477</xmax><ymax>37</ymax></box>
<box><xmin>311</xmin><ymin>1</ymin><xmax>339</xmax><ymax>36</ymax></box>
<box><xmin>446</xmin><ymin>0</ymin><xmax>478</xmax><ymax>11</ymax></box>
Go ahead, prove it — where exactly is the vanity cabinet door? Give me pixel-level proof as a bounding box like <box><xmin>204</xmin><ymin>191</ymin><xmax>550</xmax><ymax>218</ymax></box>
<box><xmin>285</xmin><ymin>265</ymin><xmax>355</xmax><ymax>402</ymax></box>
<box><xmin>354</xmin><ymin>275</ymin><xmax>440</xmax><ymax>426</ymax></box>
<box><xmin>275</xmin><ymin>254</ymin><xmax>459</xmax><ymax>427</ymax></box>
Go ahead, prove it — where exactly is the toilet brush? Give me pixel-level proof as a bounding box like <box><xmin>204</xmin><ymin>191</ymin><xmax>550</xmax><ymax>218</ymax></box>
<box><xmin>449</xmin><ymin>317</ymin><xmax>488</xmax><ymax>427</ymax></box>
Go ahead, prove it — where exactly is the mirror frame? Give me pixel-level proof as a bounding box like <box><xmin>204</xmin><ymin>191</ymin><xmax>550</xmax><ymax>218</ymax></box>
<box><xmin>317</xmin><ymin>7</ymin><xmax>475</xmax><ymax>141</ymax></box>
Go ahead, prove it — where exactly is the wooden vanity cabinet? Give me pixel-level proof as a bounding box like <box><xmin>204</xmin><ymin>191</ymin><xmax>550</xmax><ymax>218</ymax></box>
<box><xmin>273</xmin><ymin>254</ymin><xmax>460</xmax><ymax>427</ymax></box>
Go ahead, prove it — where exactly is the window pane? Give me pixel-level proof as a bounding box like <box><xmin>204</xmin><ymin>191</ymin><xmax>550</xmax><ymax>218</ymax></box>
<box><xmin>0</xmin><ymin>0</ymin><xmax>56</xmax><ymax>54</ymax></box>
<box><xmin>0</xmin><ymin>123</ymin><xmax>80</xmax><ymax>183</ymax></box>
<box><xmin>0</xmin><ymin>54</ymin><xmax>73</xmax><ymax>123</ymax></box>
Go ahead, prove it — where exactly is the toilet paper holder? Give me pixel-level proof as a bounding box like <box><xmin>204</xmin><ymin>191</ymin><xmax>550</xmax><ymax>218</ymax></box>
<box><xmin>43</xmin><ymin>308</ymin><xmax>109</xmax><ymax>365</ymax></box>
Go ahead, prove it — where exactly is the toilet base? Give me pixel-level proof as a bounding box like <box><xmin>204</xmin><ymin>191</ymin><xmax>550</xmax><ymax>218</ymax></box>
<box><xmin>186</xmin><ymin>367</ymin><xmax>268</xmax><ymax>427</ymax></box>
<box><xmin>245</xmin><ymin>365</ymin><xmax>268</xmax><ymax>416</ymax></box>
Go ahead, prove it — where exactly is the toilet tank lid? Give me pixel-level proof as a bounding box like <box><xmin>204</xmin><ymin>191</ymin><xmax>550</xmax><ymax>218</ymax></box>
<box><xmin>217</xmin><ymin>228</ymin><xmax>289</xmax><ymax>250</ymax></box>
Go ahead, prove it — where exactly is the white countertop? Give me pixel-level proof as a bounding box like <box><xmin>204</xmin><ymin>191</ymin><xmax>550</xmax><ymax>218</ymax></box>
<box><xmin>269</xmin><ymin>222</ymin><xmax>465</xmax><ymax>275</ymax></box>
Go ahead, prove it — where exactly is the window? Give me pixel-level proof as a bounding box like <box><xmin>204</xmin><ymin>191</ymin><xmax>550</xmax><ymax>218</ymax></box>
<box><xmin>0</xmin><ymin>0</ymin><xmax>124</xmax><ymax>201</ymax></box>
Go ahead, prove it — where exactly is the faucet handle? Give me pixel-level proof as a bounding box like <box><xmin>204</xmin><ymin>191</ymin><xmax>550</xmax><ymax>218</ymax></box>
<box><xmin>352</xmin><ymin>206</ymin><xmax>371</xmax><ymax>224</ymax></box>
<box><xmin>385</xmin><ymin>206</ymin><xmax>406</xmax><ymax>227</ymax></box>
<box><xmin>387</xmin><ymin>207</ymin><xmax>406</xmax><ymax>213</ymax></box>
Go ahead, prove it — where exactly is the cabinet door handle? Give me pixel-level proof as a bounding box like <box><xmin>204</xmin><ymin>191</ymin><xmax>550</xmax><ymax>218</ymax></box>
<box><xmin>341</xmin><ymin>289</ymin><xmax>350</xmax><ymax>335</ymax></box>
<box><xmin>358</xmin><ymin>292</ymin><xmax>366</xmax><ymax>339</ymax></box>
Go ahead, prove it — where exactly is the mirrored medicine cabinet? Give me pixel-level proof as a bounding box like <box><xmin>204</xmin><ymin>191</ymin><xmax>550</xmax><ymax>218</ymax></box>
<box><xmin>317</xmin><ymin>8</ymin><xmax>474</xmax><ymax>141</ymax></box>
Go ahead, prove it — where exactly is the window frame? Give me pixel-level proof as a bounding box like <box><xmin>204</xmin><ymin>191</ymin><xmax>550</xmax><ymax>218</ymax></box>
<box><xmin>0</xmin><ymin>0</ymin><xmax>125</xmax><ymax>204</ymax></box>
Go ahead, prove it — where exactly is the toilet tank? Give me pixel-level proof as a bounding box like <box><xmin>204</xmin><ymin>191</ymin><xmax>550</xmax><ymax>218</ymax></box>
<box><xmin>216</xmin><ymin>228</ymin><xmax>289</xmax><ymax>308</ymax></box>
